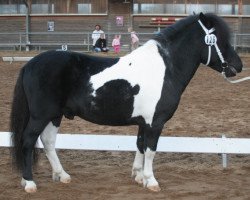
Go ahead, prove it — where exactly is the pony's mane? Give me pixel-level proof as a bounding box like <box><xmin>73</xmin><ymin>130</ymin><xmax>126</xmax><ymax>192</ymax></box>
<box><xmin>204</xmin><ymin>13</ymin><xmax>231</xmax><ymax>46</ymax></box>
<box><xmin>156</xmin><ymin>13</ymin><xmax>231</xmax><ymax>45</ymax></box>
<box><xmin>159</xmin><ymin>15</ymin><xmax>198</xmax><ymax>40</ymax></box>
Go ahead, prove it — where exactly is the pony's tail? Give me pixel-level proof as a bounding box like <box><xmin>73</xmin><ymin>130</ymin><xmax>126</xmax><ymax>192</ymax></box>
<box><xmin>10</xmin><ymin>68</ymin><xmax>31</xmax><ymax>171</ymax></box>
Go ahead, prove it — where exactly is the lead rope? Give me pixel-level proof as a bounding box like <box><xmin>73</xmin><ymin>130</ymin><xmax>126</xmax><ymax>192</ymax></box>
<box><xmin>198</xmin><ymin>20</ymin><xmax>250</xmax><ymax>84</ymax></box>
<box><xmin>222</xmin><ymin>75</ymin><xmax>250</xmax><ymax>83</ymax></box>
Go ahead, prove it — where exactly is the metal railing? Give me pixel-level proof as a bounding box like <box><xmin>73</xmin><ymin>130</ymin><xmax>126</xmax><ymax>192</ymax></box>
<box><xmin>232</xmin><ymin>33</ymin><xmax>250</xmax><ymax>52</ymax></box>
<box><xmin>1</xmin><ymin>32</ymin><xmax>250</xmax><ymax>52</ymax></box>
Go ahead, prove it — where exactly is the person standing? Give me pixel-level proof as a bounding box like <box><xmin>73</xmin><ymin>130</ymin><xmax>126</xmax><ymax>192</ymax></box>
<box><xmin>112</xmin><ymin>35</ymin><xmax>121</xmax><ymax>53</ymax></box>
<box><xmin>92</xmin><ymin>25</ymin><xmax>105</xmax><ymax>50</ymax></box>
<box><xmin>128</xmin><ymin>27</ymin><xmax>139</xmax><ymax>51</ymax></box>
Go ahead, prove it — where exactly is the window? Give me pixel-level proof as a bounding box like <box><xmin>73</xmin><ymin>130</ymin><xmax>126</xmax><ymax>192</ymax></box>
<box><xmin>243</xmin><ymin>5</ymin><xmax>250</xmax><ymax>15</ymax></box>
<box><xmin>170</xmin><ymin>4</ymin><xmax>185</xmax><ymax>14</ymax></box>
<box><xmin>218</xmin><ymin>4</ymin><xmax>233</xmax><ymax>15</ymax></box>
<box><xmin>31</xmin><ymin>4</ymin><xmax>50</xmax><ymax>14</ymax></box>
<box><xmin>31</xmin><ymin>0</ymin><xmax>58</xmax><ymax>14</ymax></box>
<box><xmin>133</xmin><ymin>0</ymin><xmax>242</xmax><ymax>15</ymax></box>
<box><xmin>30</xmin><ymin>0</ymin><xmax>107</xmax><ymax>15</ymax></box>
<box><xmin>78</xmin><ymin>4</ymin><xmax>91</xmax><ymax>14</ymax></box>
<box><xmin>186</xmin><ymin>4</ymin><xmax>215</xmax><ymax>14</ymax></box>
<box><xmin>140</xmin><ymin>4</ymin><xmax>165</xmax><ymax>14</ymax></box>
<box><xmin>133</xmin><ymin>0</ymin><xmax>186</xmax><ymax>14</ymax></box>
<box><xmin>0</xmin><ymin>0</ymin><xmax>26</xmax><ymax>14</ymax></box>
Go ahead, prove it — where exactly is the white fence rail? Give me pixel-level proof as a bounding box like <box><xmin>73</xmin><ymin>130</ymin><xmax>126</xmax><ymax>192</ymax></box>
<box><xmin>1</xmin><ymin>132</ymin><xmax>250</xmax><ymax>167</ymax></box>
<box><xmin>1</xmin><ymin>132</ymin><xmax>250</xmax><ymax>154</ymax></box>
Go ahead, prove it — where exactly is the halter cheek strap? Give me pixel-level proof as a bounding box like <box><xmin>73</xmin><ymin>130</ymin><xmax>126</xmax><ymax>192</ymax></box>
<box><xmin>198</xmin><ymin>20</ymin><xmax>226</xmax><ymax>66</ymax></box>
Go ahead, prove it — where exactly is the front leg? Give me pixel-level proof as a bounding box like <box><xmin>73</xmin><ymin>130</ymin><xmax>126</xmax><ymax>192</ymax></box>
<box><xmin>143</xmin><ymin>148</ymin><xmax>160</xmax><ymax>192</ymax></box>
<box><xmin>132</xmin><ymin>125</ymin><xmax>144</xmax><ymax>184</ymax></box>
<box><xmin>142</xmin><ymin>125</ymin><xmax>162</xmax><ymax>192</ymax></box>
<box><xmin>132</xmin><ymin>124</ymin><xmax>162</xmax><ymax>192</ymax></box>
<box><xmin>132</xmin><ymin>150</ymin><xmax>144</xmax><ymax>184</ymax></box>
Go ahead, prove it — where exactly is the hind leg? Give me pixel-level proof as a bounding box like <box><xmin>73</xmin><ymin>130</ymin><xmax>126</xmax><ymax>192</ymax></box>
<box><xmin>132</xmin><ymin>125</ymin><xmax>144</xmax><ymax>184</ymax></box>
<box><xmin>21</xmin><ymin>118</ymin><xmax>48</xmax><ymax>193</ymax></box>
<box><xmin>40</xmin><ymin>118</ymin><xmax>71</xmax><ymax>184</ymax></box>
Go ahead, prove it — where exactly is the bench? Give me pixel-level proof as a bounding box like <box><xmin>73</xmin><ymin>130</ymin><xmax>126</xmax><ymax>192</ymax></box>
<box><xmin>150</xmin><ymin>17</ymin><xmax>181</xmax><ymax>25</ymax></box>
<box><xmin>139</xmin><ymin>17</ymin><xmax>182</xmax><ymax>31</ymax></box>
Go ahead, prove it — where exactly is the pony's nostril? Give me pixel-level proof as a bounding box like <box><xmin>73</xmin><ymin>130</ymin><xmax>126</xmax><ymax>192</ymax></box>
<box><xmin>229</xmin><ymin>66</ymin><xmax>237</xmax><ymax>75</ymax></box>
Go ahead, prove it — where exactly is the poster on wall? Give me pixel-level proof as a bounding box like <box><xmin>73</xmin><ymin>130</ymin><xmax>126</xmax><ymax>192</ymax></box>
<box><xmin>116</xmin><ymin>16</ymin><xmax>123</xmax><ymax>26</ymax></box>
<box><xmin>47</xmin><ymin>21</ymin><xmax>54</xmax><ymax>31</ymax></box>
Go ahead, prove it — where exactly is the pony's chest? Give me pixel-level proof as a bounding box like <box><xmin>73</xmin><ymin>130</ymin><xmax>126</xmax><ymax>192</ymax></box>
<box><xmin>89</xmin><ymin>44</ymin><xmax>166</xmax><ymax>125</ymax></box>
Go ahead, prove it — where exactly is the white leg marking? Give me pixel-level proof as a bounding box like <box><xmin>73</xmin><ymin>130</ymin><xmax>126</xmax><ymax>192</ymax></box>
<box><xmin>40</xmin><ymin>122</ymin><xmax>71</xmax><ymax>183</ymax></box>
<box><xmin>21</xmin><ymin>178</ymin><xmax>37</xmax><ymax>193</ymax></box>
<box><xmin>143</xmin><ymin>148</ymin><xmax>161</xmax><ymax>192</ymax></box>
<box><xmin>132</xmin><ymin>150</ymin><xmax>144</xmax><ymax>184</ymax></box>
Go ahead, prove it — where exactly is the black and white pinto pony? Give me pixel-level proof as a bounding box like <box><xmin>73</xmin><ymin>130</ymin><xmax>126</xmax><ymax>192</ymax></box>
<box><xmin>11</xmin><ymin>13</ymin><xmax>242</xmax><ymax>193</ymax></box>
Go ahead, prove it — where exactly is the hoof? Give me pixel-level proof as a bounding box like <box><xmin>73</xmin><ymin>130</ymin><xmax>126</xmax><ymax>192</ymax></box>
<box><xmin>53</xmin><ymin>172</ymin><xmax>71</xmax><ymax>184</ymax></box>
<box><xmin>25</xmin><ymin>186</ymin><xmax>37</xmax><ymax>193</ymax></box>
<box><xmin>132</xmin><ymin>169</ymin><xmax>143</xmax><ymax>185</ymax></box>
<box><xmin>21</xmin><ymin>178</ymin><xmax>37</xmax><ymax>193</ymax></box>
<box><xmin>147</xmin><ymin>185</ymin><xmax>161</xmax><ymax>192</ymax></box>
<box><xmin>52</xmin><ymin>173</ymin><xmax>60</xmax><ymax>182</ymax></box>
<box><xmin>135</xmin><ymin>175</ymin><xmax>143</xmax><ymax>185</ymax></box>
<box><xmin>60</xmin><ymin>176</ymin><xmax>71</xmax><ymax>184</ymax></box>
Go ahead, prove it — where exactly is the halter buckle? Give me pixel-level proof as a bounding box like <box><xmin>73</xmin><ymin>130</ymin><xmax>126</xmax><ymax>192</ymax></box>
<box><xmin>221</xmin><ymin>62</ymin><xmax>228</xmax><ymax>74</ymax></box>
<box><xmin>221</xmin><ymin>62</ymin><xmax>228</xmax><ymax>68</ymax></box>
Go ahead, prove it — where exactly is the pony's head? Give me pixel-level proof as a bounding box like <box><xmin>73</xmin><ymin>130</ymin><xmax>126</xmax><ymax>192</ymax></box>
<box><xmin>199</xmin><ymin>13</ymin><xmax>242</xmax><ymax>77</ymax></box>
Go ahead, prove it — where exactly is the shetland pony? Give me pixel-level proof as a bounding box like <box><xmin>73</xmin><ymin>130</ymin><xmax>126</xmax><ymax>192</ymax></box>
<box><xmin>10</xmin><ymin>13</ymin><xmax>242</xmax><ymax>193</ymax></box>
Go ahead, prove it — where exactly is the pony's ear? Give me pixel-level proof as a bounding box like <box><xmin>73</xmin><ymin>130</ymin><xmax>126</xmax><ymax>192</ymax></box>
<box><xmin>199</xmin><ymin>12</ymin><xmax>207</xmax><ymax>24</ymax></box>
<box><xmin>199</xmin><ymin>12</ymin><xmax>212</xmax><ymax>28</ymax></box>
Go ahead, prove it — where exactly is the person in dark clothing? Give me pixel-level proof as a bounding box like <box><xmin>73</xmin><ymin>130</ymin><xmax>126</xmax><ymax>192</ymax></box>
<box><xmin>94</xmin><ymin>33</ymin><xmax>109</xmax><ymax>52</ymax></box>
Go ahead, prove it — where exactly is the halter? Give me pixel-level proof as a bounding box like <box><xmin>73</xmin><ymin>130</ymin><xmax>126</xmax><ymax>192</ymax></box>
<box><xmin>198</xmin><ymin>20</ymin><xmax>226</xmax><ymax>66</ymax></box>
<box><xmin>198</xmin><ymin>19</ymin><xmax>250</xmax><ymax>83</ymax></box>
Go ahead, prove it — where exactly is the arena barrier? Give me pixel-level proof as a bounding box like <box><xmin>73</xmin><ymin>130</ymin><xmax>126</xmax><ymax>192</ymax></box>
<box><xmin>2</xmin><ymin>57</ymin><xmax>33</xmax><ymax>63</ymax></box>
<box><xmin>0</xmin><ymin>132</ymin><xmax>250</xmax><ymax>168</ymax></box>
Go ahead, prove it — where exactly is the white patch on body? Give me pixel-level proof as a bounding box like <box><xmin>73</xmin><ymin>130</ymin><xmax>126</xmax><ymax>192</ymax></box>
<box><xmin>40</xmin><ymin>122</ymin><xmax>71</xmax><ymax>183</ymax></box>
<box><xmin>90</xmin><ymin>40</ymin><xmax>166</xmax><ymax>125</ymax></box>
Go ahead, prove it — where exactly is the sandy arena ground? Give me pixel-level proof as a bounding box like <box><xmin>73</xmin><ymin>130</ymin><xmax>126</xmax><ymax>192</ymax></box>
<box><xmin>0</xmin><ymin>51</ymin><xmax>249</xmax><ymax>200</ymax></box>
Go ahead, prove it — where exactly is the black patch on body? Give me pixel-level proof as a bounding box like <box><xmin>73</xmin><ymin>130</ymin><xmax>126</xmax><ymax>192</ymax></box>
<box><xmin>22</xmin><ymin>50</ymin><xmax>119</xmax><ymax>122</ymax></box>
<box><xmin>84</xmin><ymin>80</ymin><xmax>140</xmax><ymax>125</ymax></box>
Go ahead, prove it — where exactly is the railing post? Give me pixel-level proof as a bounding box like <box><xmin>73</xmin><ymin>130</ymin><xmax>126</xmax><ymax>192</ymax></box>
<box><xmin>87</xmin><ymin>33</ymin><xmax>90</xmax><ymax>52</ymax></box>
<box><xmin>24</xmin><ymin>1</ymin><xmax>30</xmax><ymax>51</ymax></box>
<box><xmin>222</xmin><ymin>135</ymin><xmax>228</xmax><ymax>168</ymax></box>
<box><xmin>233</xmin><ymin>33</ymin><xmax>237</xmax><ymax>50</ymax></box>
<box><xmin>19</xmin><ymin>33</ymin><xmax>22</xmax><ymax>51</ymax></box>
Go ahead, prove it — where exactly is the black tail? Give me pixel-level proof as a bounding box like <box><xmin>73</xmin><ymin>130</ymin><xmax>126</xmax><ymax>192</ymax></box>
<box><xmin>10</xmin><ymin>68</ymin><xmax>38</xmax><ymax>171</ymax></box>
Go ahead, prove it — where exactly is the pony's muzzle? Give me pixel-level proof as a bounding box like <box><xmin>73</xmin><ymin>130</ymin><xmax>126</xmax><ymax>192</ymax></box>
<box><xmin>224</xmin><ymin>64</ymin><xmax>242</xmax><ymax>77</ymax></box>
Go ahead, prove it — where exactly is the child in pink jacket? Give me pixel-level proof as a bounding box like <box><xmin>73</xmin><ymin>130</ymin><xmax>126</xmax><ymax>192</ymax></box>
<box><xmin>112</xmin><ymin>35</ymin><xmax>121</xmax><ymax>53</ymax></box>
<box><xmin>128</xmin><ymin>27</ymin><xmax>139</xmax><ymax>51</ymax></box>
